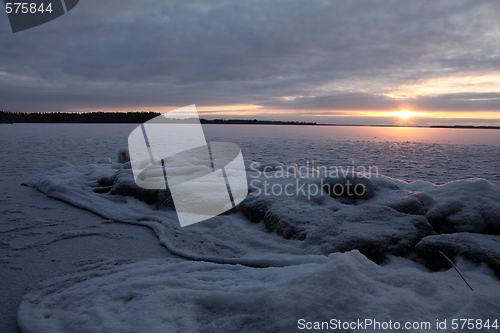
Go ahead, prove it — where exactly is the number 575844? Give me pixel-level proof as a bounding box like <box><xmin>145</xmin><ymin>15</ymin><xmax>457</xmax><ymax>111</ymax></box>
<box><xmin>5</xmin><ymin>3</ymin><xmax>53</xmax><ymax>14</ymax></box>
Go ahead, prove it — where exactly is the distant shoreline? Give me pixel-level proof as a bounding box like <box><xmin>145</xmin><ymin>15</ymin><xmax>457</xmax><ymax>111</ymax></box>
<box><xmin>2</xmin><ymin>122</ymin><xmax>499</xmax><ymax>129</ymax></box>
<box><xmin>0</xmin><ymin>110</ymin><xmax>316</xmax><ymax>125</ymax></box>
<box><xmin>1</xmin><ymin>110</ymin><xmax>498</xmax><ymax>129</ymax></box>
<box><xmin>316</xmin><ymin>124</ymin><xmax>500</xmax><ymax>129</ymax></box>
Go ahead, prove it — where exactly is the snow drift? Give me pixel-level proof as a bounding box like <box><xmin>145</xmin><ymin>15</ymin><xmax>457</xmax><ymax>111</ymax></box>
<box><xmin>20</xmin><ymin>158</ymin><xmax>500</xmax><ymax>332</ymax></box>
<box><xmin>18</xmin><ymin>252</ymin><xmax>500</xmax><ymax>333</ymax></box>
<box><xmin>25</xmin><ymin>160</ymin><xmax>500</xmax><ymax>270</ymax></box>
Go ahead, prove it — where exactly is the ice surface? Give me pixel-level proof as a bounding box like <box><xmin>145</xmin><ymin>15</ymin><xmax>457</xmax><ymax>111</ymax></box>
<box><xmin>1</xmin><ymin>123</ymin><xmax>499</xmax><ymax>185</ymax></box>
<box><xmin>18</xmin><ymin>251</ymin><xmax>500</xmax><ymax>333</ymax></box>
<box><xmin>0</xmin><ymin>179</ymin><xmax>171</xmax><ymax>333</ymax></box>
<box><xmin>3</xmin><ymin>124</ymin><xmax>500</xmax><ymax>333</ymax></box>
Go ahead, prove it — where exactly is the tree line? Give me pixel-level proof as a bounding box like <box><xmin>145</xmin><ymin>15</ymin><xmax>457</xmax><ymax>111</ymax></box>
<box><xmin>0</xmin><ymin>111</ymin><xmax>160</xmax><ymax>123</ymax></box>
<box><xmin>0</xmin><ymin>111</ymin><xmax>317</xmax><ymax>125</ymax></box>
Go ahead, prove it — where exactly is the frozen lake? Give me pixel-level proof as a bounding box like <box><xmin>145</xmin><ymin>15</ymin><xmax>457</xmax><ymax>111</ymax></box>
<box><xmin>1</xmin><ymin>123</ymin><xmax>499</xmax><ymax>184</ymax></box>
<box><xmin>1</xmin><ymin>123</ymin><xmax>500</xmax><ymax>333</ymax></box>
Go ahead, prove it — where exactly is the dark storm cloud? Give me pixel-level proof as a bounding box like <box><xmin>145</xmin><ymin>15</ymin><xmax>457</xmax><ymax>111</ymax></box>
<box><xmin>0</xmin><ymin>0</ymin><xmax>499</xmax><ymax>116</ymax></box>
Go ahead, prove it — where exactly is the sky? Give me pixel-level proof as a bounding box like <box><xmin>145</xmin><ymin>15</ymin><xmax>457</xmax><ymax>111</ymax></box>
<box><xmin>1</xmin><ymin>0</ymin><xmax>499</xmax><ymax>126</ymax></box>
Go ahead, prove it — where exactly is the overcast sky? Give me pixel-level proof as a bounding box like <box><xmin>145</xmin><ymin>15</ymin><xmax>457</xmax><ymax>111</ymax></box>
<box><xmin>1</xmin><ymin>0</ymin><xmax>499</xmax><ymax>125</ymax></box>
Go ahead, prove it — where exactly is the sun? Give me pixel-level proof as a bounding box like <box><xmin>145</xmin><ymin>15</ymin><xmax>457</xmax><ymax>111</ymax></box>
<box><xmin>392</xmin><ymin>110</ymin><xmax>421</xmax><ymax>119</ymax></box>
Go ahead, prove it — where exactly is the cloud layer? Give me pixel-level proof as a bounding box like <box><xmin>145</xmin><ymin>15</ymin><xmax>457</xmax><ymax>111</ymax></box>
<box><xmin>0</xmin><ymin>0</ymin><xmax>499</xmax><ymax>124</ymax></box>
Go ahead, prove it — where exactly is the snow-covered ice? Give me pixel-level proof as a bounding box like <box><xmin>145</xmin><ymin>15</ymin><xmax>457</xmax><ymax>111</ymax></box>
<box><xmin>24</xmin><ymin>159</ymin><xmax>500</xmax><ymax>268</ymax></box>
<box><xmin>2</xmin><ymin>124</ymin><xmax>500</xmax><ymax>333</ymax></box>
<box><xmin>17</xmin><ymin>252</ymin><xmax>500</xmax><ymax>333</ymax></box>
<box><xmin>21</xmin><ymin>152</ymin><xmax>500</xmax><ymax>332</ymax></box>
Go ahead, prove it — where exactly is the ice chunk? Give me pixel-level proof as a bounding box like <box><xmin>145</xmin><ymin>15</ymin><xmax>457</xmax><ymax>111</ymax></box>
<box><xmin>415</xmin><ymin>232</ymin><xmax>500</xmax><ymax>275</ymax></box>
<box><xmin>117</xmin><ymin>148</ymin><xmax>131</xmax><ymax>164</ymax></box>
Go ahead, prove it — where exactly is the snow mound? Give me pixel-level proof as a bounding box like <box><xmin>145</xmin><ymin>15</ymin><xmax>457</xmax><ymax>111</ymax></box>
<box><xmin>407</xmin><ymin>179</ymin><xmax>500</xmax><ymax>235</ymax></box>
<box><xmin>18</xmin><ymin>251</ymin><xmax>500</xmax><ymax>333</ymax></box>
<box><xmin>25</xmin><ymin>160</ymin><xmax>500</xmax><ymax>268</ymax></box>
<box><xmin>416</xmin><ymin>233</ymin><xmax>500</xmax><ymax>275</ymax></box>
<box><xmin>25</xmin><ymin>162</ymin><xmax>330</xmax><ymax>267</ymax></box>
<box><xmin>240</xmin><ymin>196</ymin><xmax>433</xmax><ymax>262</ymax></box>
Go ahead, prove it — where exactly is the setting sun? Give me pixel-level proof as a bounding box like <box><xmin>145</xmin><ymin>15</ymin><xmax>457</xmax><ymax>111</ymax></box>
<box><xmin>392</xmin><ymin>110</ymin><xmax>424</xmax><ymax>119</ymax></box>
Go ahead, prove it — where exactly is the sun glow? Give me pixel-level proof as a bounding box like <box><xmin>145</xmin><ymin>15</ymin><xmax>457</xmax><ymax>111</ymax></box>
<box><xmin>392</xmin><ymin>110</ymin><xmax>425</xmax><ymax>119</ymax></box>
